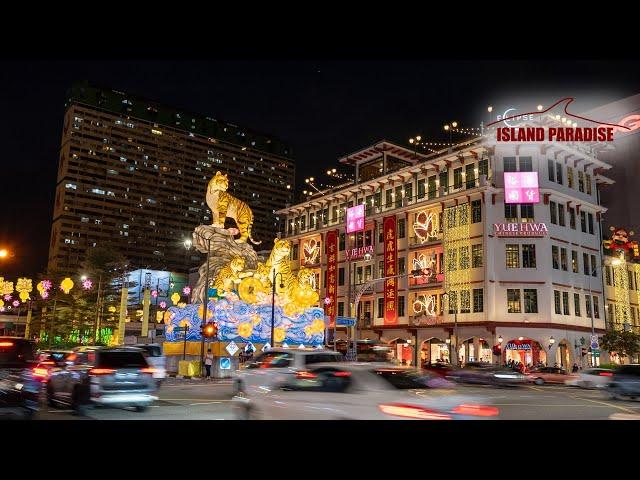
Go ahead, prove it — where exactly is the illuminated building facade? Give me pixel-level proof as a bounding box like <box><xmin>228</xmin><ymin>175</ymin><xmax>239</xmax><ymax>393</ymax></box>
<box><xmin>278</xmin><ymin>134</ymin><xmax>612</xmax><ymax>369</ymax></box>
<box><xmin>48</xmin><ymin>82</ymin><xmax>294</xmax><ymax>276</ymax></box>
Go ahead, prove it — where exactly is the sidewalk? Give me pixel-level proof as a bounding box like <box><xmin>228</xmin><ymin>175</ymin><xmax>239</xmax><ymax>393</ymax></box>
<box><xmin>164</xmin><ymin>375</ymin><xmax>232</xmax><ymax>385</ymax></box>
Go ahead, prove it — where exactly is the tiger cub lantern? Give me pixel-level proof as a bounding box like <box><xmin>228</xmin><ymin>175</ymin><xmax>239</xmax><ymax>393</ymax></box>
<box><xmin>206</xmin><ymin>171</ymin><xmax>261</xmax><ymax>245</ymax></box>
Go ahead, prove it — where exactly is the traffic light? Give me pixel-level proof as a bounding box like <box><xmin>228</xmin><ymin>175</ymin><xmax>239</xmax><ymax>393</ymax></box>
<box><xmin>202</xmin><ymin>322</ymin><xmax>218</xmax><ymax>339</ymax></box>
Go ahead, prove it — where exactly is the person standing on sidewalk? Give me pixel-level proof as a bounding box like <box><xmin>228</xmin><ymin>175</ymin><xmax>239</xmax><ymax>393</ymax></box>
<box><xmin>204</xmin><ymin>349</ymin><xmax>214</xmax><ymax>380</ymax></box>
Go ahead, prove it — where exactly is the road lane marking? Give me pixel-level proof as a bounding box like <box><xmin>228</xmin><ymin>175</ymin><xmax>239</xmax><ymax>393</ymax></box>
<box><xmin>158</xmin><ymin>398</ymin><xmax>232</xmax><ymax>402</ymax></box>
<box><xmin>575</xmin><ymin>397</ymin><xmax>638</xmax><ymax>414</ymax></box>
<box><xmin>47</xmin><ymin>409</ymin><xmax>73</xmax><ymax>413</ymax></box>
<box><xmin>493</xmin><ymin>403</ymin><xmax>613</xmax><ymax>407</ymax></box>
<box><xmin>188</xmin><ymin>401</ymin><xmax>223</xmax><ymax>406</ymax></box>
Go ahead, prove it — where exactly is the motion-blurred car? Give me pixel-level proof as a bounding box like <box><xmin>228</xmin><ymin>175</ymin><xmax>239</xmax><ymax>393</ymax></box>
<box><xmin>232</xmin><ymin>363</ymin><xmax>498</xmax><ymax>420</ymax></box>
<box><xmin>446</xmin><ymin>362</ymin><xmax>528</xmax><ymax>387</ymax></box>
<box><xmin>0</xmin><ymin>337</ymin><xmax>40</xmax><ymax>418</ymax></box>
<box><xmin>528</xmin><ymin>366</ymin><xmax>578</xmax><ymax>385</ymax></box>
<box><xmin>32</xmin><ymin>350</ymin><xmax>73</xmax><ymax>384</ymax></box>
<box><xmin>132</xmin><ymin>344</ymin><xmax>166</xmax><ymax>388</ymax></box>
<box><xmin>422</xmin><ymin>362</ymin><xmax>456</xmax><ymax>378</ymax></box>
<box><xmin>564</xmin><ymin>368</ymin><xmax>614</xmax><ymax>389</ymax></box>
<box><xmin>47</xmin><ymin>346</ymin><xmax>158</xmax><ymax>415</ymax></box>
<box><xmin>233</xmin><ymin>348</ymin><xmax>343</xmax><ymax>394</ymax></box>
<box><xmin>608</xmin><ymin>364</ymin><xmax>640</xmax><ymax>400</ymax></box>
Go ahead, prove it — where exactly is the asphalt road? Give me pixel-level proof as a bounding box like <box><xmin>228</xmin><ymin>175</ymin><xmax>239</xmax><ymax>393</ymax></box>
<box><xmin>32</xmin><ymin>381</ymin><xmax>640</xmax><ymax>420</ymax></box>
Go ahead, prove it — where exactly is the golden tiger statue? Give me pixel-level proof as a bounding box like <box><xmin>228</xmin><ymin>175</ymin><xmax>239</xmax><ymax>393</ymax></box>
<box><xmin>264</xmin><ymin>237</ymin><xmax>296</xmax><ymax>297</ymax></box>
<box><xmin>206</xmin><ymin>171</ymin><xmax>261</xmax><ymax>245</ymax></box>
<box><xmin>213</xmin><ymin>257</ymin><xmax>248</xmax><ymax>293</ymax></box>
<box><xmin>289</xmin><ymin>268</ymin><xmax>320</xmax><ymax>309</ymax></box>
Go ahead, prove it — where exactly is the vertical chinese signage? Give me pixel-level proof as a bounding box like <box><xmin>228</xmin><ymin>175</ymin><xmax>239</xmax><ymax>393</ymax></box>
<box><xmin>346</xmin><ymin>204</ymin><xmax>365</xmax><ymax>233</ymax></box>
<box><xmin>383</xmin><ymin>216</ymin><xmax>397</xmax><ymax>325</ymax></box>
<box><xmin>504</xmin><ymin>172</ymin><xmax>540</xmax><ymax>204</ymax></box>
<box><xmin>325</xmin><ymin>230</ymin><xmax>338</xmax><ymax>327</ymax></box>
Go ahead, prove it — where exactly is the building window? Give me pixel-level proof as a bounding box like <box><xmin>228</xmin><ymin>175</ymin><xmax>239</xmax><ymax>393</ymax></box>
<box><xmin>439</xmin><ymin>171</ymin><xmax>449</xmax><ymax>193</ymax></box>
<box><xmin>578</xmin><ymin>171</ymin><xmax>586</xmax><ymax>192</ymax></box>
<box><xmin>563</xmin><ymin>291</ymin><xmax>570</xmax><ymax>315</ymax></box>
<box><xmin>460</xmin><ymin>290</ymin><xmax>470</xmax><ymax>314</ymax></box>
<box><xmin>385</xmin><ymin>189</ymin><xmax>393</xmax><ymax>207</ymax></box>
<box><xmin>398</xmin><ymin>218</ymin><xmax>406</xmax><ymax>239</ymax></box>
<box><xmin>377</xmin><ymin>297</ymin><xmax>384</xmax><ymax>318</ymax></box>
<box><xmin>505</xmin><ymin>204</ymin><xmax>518</xmax><ymax>222</ymax></box>
<box><xmin>605</xmin><ymin>266</ymin><xmax>612</xmax><ymax>286</ymax></box>
<box><xmin>548</xmin><ymin>159</ymin><xmax>555</xmax><ymax>182</ymax></box>
<box><xmin>395</xmin><ymin>185</ymin><xmax>403</xmax><ymax>208</ymax></box>
<box><xmin>519</xmin><ymin>156</ymin><xmax>532</xmax><ymax>172</ymax></box>
<box><xmin>471</xmin><ymin>200</ymin><xmax>481</xmax><ymax>223</ymax></box>
<box><xmin>479</xmin><ymin>159</ymin><xmax>488</xmax><ymax>177</ymax></box>
<box><xmin>522</xmin><ymin>244</ymin><xmax>536</xmax><ymax>268</ymax></box>
<box><xmin>339</xmin><ymin>233</ymin><xmax>346</xmax><ymax>251</ymax></box>
<box><xmin>591</xmin><ymin>255</ymin><xmax>597</xmax><ymax>277</ymax></box>
<box><xmin>574</xmin><ymin>293</ymin><xmax>581</xmax><ymax>317</ymax></box>
<box><xmin>378</xmin><ymin>260</ymin><xmax>384</xmax><ymax>278</ymax></box>
<box><xmin>465</xmin><ymin>163</ymin><xmax>476</xmax><ymax>189</ymax></box>
<box><xmin>398</xmin><ymin>296</ymin><xmax>405</xmax><ymax>317</ymax></box>
<box><xmin>586</xmin><ymin>173</ymin><xmax>592</xmax><ymax>195</ymax></box>
<box><xmin>587</xmin><ymin>213</ymin><xmax>594</xmax><ymax>234</ymax></box>
<box><xmin>506</xmin><ymin>244</ymin><xmax>520</xmax><ymax>268</ymax></box>
<box><xmin>473</xmin><ymin>288</ymin><xmax>483</xmax><ymax>313</ymax></box>
<box><xmin>447</xmin><ymin>250</ymin><xmax>457</xmax><ymax>272</ymax></box>
<box><xmin>300</xmin><ymin>215</ymin><xmax>306</xmax><ymax>230</ymax></box>
<box><xmin>560</xmin><ymin>248</ymin><xmax>568</xmax><ymax>271</ymax></box>
<box><xmin>550</xmin><ymin>201</ymin><xmax>557</xmax><ymax>224</ymax></box>
<box><xmin>524</xmin><ymin>289</ymin><xmax>538</xmax><ymax>313</ymax></box>
<box><xmin>552</xmin><ymin>246</ymin><xmax>559</xmax><ymax>269</ymax></box>
<box><xmin>572</xmin><ymin>251</ymin><xmax>579</xmax><ymax>273</ymax></box>
<box><xmin>418</xmin><ymin>181</ymin><xmax>426</xmax><ymax>199</ymax></box>
<box><xmin>454</xmin><ymin>168</ymin><xmax>463</xmax><ymax>189</ymax></box>
<box><xmin>338</xmin><ymin>268</ymin><xmax>345</xmax><ymax>286</ymax></box>
<box><xmin>556</xmin><ymin>162</ymin><xmax>563</xmax><ymax>185</ymax></box>
<box><xmin>558</xmin><ymin>204</ymin><xmax>565</xmax><ymax>227</ymax></box>
<box><xmin>583</xmin><ymin>253</ymin><xmax>589</xmax><ymax>275</ymax></box>
<box><xmin>338</xmin><ymin>302</ymin><xmax>345</xmax><ymax>317</ymax></box>
<box><xmin>292</xmin><ymin>243</ymin><xmax>299</xmax><ymax>260</ymax></box>
<box><xmin>472</xmin><ymin>244</ymin><xmax>483</xmax><ymax>268</ymax></box>
<box><xmin>507</xmin><ymin>289</ymin><xmax>521</xmax><ymax>313</ymax></box>
<box><xmin>593</xmin><ymin>296</ymin><xmax>600</xmax><ymax>318</ymax></box>
<box><xmin>459</xmin><ymin>246</ymin><xmax>469</xmax><ymax>269</ymax></box>
<box><xmin>580</xmin><ymin>211</ymin><xmax>587</xmax><ymax>232</ymax></box>
<box><xmin>405</xmin><ymin>182</ymin><xmax>413</xmax><ymax>202</ymax></box>
<box><xmin>520</xmin><ymin>204</ymin><xmax>534</xmax><ymax>223</ymax></box>
<box><xmin>398</xmin><ymin>257</ymin><xmax>406</xmax><ymax>275</ymax></box>
<box><xmin>567</xmin><ymin>166</ymin><xmax>574</xmax><ymax>188</ymax></box>
<box><xmin>554</xmin><ymin>290</ymin><xmax>562</xmax><ymax>314</ymax></box>
<box><xmin>428</xmin><ymin>176</ymin><xmax>437</xmax><ymax>199</ymax></box>
<box><xmin>585</xmin><ymin>295</ymin><xmax>592</xmax><ymax>318</ymax></box>
<box><xmin>504</xmin><ymin>157</ymin><xmax>517</xmax><ymax>172</ymax></box>
<box><xmin>569</xmin><ymin>207</ymin><xmax>576</xmax><ymax>229</ymax></box>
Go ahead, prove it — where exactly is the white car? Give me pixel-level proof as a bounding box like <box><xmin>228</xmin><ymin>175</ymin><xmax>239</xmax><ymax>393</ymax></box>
<box><xmin>133</xmin><ymin>344</ymin><xmax>166</xmax><ymax>387</ymax></box>
<box><xmin>232</xmin><ymin>363</ymin><xmax>499</xmax><ymax>420</ymax></box>
<box><xmin>233</xmin><ymin>348</ymin><xmax>343</xmax><ymax>394</ymax></box>
<box><xmin>564</xmin><ymin>368</ymin><xmax>614</xmax><ymax>389</ymax></box>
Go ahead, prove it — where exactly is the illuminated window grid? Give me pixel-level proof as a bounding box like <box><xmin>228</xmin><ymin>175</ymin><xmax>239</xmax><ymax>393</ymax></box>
<box><xmin>443</xmin><ymin>204</ymin><xmax>471</xmax><ymax>313</ymax></box>
<box><xmin>613</xmin><ymin>258</ymin><xmax>631</xmax><ymax>326</ymax></box>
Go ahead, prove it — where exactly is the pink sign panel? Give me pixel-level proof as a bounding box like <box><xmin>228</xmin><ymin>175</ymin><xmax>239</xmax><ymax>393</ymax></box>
<box><xmin>346</xmin><ymin>204</ymin><xmax>365</xmax><ymax>233</ymax></box>
<box><xmin>504</xmin><ymin>172</ymin><xmax>540</xmax><ymax>204</ymax></box>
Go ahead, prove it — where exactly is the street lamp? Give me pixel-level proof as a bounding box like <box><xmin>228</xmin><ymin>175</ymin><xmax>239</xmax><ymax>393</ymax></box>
<box><xmin>409</xmin><ymin>135</ymin><xmax>422</xmax><ymax>159</ymax></box>
<box><xmin>443</xmin><ymin>122</ymin><xmax>457</xmax><ymax>143</ymax></box>
<box><xmin>549</xmin><ymin>336</ymin><xmax>555</xmax><ymax>351</ymax></box>
<box><xmin>270</xmin><ymin>271</ymin><xmax>286</xmax><ymax>348</ymax></box>
<box><xmin>441</xmin><ymin>291</ymin><xmax>459</xmax><ymax>366</ymax></box>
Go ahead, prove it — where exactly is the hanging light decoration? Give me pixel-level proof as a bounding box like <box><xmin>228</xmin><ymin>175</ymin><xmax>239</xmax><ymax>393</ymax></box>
<box><xmin>170</xmin><ymin>292</ymin><xmax>181</xmax><ymax>305</ymax></box>
<box><xmin>151</xmin><ymin>290</ymin><xmax>158</xmax><ymax>298</ymax></box>
<box><xmin>82</xmin><ymin>278</ymin><xmax>93</xmax><ymax>290</ymax></box>
<box><xmin>16</xmin><ymin>278</ymin><xmax>33</xmax><ymax>303</ymax></box>
<box><xmin>3</xmin><ymin>294</ymin><xmax>11</xmax><ymax>301</ymax></box>
<box><xmin>12</xmin><ymin>300</ymin><xmax>20</xmax><ymax>307</ymax></box>
<box><xmin>182</xmin><ymin>286</ymin><xmax>191</xmax><ymax>296</ymax></box>
<box><xmin>159</xmin><ymin>301</ymin><xmax>167</xmax><ymax>309</ymax></box>
<box><xmin>60</xmin><ymin>277</ymin><xmax>74</xmax><ymax>294</ymax></box>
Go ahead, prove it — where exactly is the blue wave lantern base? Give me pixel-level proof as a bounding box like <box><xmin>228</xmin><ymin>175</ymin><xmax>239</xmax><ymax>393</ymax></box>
<box><xmin>164</xmin><ymin>297</ymin><xmax>325</xmax><ymax>347</ymax></box>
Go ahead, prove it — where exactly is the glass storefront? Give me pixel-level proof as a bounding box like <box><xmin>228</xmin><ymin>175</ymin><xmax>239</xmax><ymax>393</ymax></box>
<box><xmin>420</xmin><ymin>339</ymin><xmax>450</xmax><ymax>366</ymax></box>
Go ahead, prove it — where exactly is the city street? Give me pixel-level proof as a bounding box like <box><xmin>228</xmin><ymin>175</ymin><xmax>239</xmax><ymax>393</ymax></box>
<box><xmin>33</xmin><ymin>381</ymin><xmax>640</xmax><ymax>420</ymax></box>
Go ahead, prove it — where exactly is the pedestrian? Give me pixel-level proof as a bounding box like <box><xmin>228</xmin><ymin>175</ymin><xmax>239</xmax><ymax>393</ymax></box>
<box><xmin>204</xmin><ymin>348</ymin><xmax>214</xmax><ymax>380</ymax></box>
<box><xmin>572</xmin><ymin>363</ymin><xmax>579</xmax><ymax>373</ymax></box>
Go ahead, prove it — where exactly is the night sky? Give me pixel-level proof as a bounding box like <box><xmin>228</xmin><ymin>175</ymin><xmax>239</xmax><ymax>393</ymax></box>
<box><xmin>2</xmin><ymin>60</ymin><xmax>640</xmax><ymax>279</ymax></box>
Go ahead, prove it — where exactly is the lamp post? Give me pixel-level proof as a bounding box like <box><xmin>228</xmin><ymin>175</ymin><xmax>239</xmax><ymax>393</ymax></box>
<box><xmin>548</xmin><ymin>336</ymin><xmax>555</xmax><ymax>365</ymax></box>
<box><xmin>270</xmin><ymin>271</ymin><xmax>285</xmax><ymax>348</ymax></box>
<box><xmin>409</xmin><ymin>136</ymin><xmax>422</xmax><ymax>159</ymax></box>
<box><xmin>443</xmin><ymin>122</ymin><xmax>458</xmax><ymax>144</ymax></box>
<box><xmin>497</xmin><ymin>335</ymin><xmax>503</xmax><ymax>366</ymax></box>
<box><xmin>442</xmin><ymin>291</ymin><xmax>458</xmax><ymax>366</ymax></box>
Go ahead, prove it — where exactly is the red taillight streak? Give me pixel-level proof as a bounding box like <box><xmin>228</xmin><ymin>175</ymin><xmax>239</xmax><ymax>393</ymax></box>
<box><xmin>0</xmin><ymin>342</ymin><xmax>14</xmax><ymax>347</ymax></box>
<box><xmin>33</xmin><ymin>367</ymin><xmax>48</xmax><ymax>378</ymax></box>
<box><xmin>140</xmin><ymin>367</ymin><xmax>156</xmax><ymax>374</ymax></box>
<box><xmin>89</xmin><ymin>368</ymin><xmax>115</xmax><ymax>376</ymax></box>
<box><xmin>379</xmin><ymin>403</ymin><xmax>452</xmax><ymax>420</ymax></box>
<box><xmin>600</xmin><ymin>372</ymin><xmax>613</xmax><ymax>377</ymax></box>
<box><xmin>333</xmin><ymin>371</ymin><xmax>351</xmax><ymax>377</ymax></box>
<box><xmin>451</xmin><ymin>404</ymin><xmax>499</xmax><ymax>417</ymax></box>
<box><xmin>41</xmin><ymin>361</ymin><xmax>54</xmax><ymax>365</ymax></box>
<box><xmin>296</xmin><ymin>371</ymin><xmax>317</xmax><ymax>379</ymax></box>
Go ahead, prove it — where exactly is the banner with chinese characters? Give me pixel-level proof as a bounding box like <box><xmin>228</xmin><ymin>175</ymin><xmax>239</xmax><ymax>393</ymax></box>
<box><xmin>383</xmin><ymin>216</ymin><xmax>397</xmax><ymax>325</ymax></box>
<box><xmin>325</xmin><ymin>230</ymin><xmax>338</xmax><ymax>327</ymax></box>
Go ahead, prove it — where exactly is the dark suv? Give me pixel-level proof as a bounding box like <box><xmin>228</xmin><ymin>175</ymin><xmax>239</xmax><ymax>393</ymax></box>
<box><xmin>0</xmin><ymin>337</ymin><xmax>39</xmax><ymax>418</ymax></box>
<box><xmin>608</xmin><ymin>364</ymin><xmax>640</xmax><ymax>400</ymax></box>
<box><xmin>46</xmin><ymin>346</ymin><xmax>158</xmax><ymax>415</ymax></box>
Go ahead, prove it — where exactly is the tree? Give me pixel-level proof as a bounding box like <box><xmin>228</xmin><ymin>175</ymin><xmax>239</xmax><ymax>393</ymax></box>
<box><xmin>601</xmin><ymin>328</ymin><xmax>640</xmax><ymax>364</ymax></box>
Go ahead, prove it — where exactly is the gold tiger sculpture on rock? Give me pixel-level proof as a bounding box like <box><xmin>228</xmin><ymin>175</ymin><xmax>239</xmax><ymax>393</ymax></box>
<box><xmin>213</xmin><ymin>257</ymin><xmax>250</xmax><ymax>293</ymax></box>
<box><xmin>206</xmin><ymin>171</ymin><xmax>261</xmax><ymax>244</ymax></box>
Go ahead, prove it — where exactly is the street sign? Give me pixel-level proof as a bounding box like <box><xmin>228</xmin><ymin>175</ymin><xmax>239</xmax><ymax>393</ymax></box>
<box><xmin>245</xmin><ymin>342</ymin><xmax>255</xmax><ymax>353</ymax></box>
<box><xmin>219</xmin><ymin>357</ymin><xmax>231</xmax><ymax>370</ymax></box>
<box><xmin>262</xmin><ymin>343</ymin><xmax>271</xmax><ymax>352</ymax></box>
<box><xmin>298</xmin><ymin>344</ymin><xmax>305</xmax><ymax>349</ymax></box>
<box><xmin>591</xmin><ymin>335</ymin><xmax>598</xmax><ymax>343</ymax></box>
<box><xmin>282</xmin><ymin>342</ymin><xmax>289</xmax><ymax>348</ymax></box>
<box><xmin>174</xmin><ymin>326</ymin><xmax>188</xmax><ymax>332</ymax></box>
<box><xmin>594</xmin><ymin>351</ymin><xmax>601</xmax><ymax>357</ymax></box>
<box><xmin>591</xmin><ymin>342</ymin><xmax>599</xmax><ymax>350</ymax></box>
<box><xmin>226</xmin><ymin>341</ymin><xmax>239</xmax><ymax>356</ymax></box>
<box><xmin>336</xmin><ymin>316</ymin><xmax>356</xmax><ymax>327</ymax></box>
